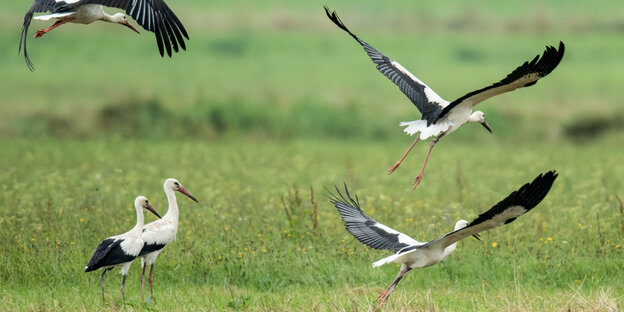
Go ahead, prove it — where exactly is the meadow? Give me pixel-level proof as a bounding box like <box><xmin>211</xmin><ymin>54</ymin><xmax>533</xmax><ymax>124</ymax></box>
<box><xmin>0</xmin><ymin>0</ymin><xmax>623</xmax><ymax>311</ymax></box>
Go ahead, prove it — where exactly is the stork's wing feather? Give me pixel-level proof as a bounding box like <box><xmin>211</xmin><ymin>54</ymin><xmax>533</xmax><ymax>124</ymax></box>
<box><xmin>138</xmin><ymin>242</ymin><xmax>166</xmax><ymax>256</ymax></box>
<box><xmin>325</xmin><ymin>7</ymin><xmax>447</xmax><ymax>122</ymax></box>
<box><xmin>432</xmin><ymin>42</ymin><xmax>565</xmax><ymax>124</ymax></box>
<box><xmin>84</xmin><ymin>238</ymin><xmax>130</xmax><ymax>271</ymax></box>
<box><xmin>70</xmin><ymin>0</ymin><xmax>189</xmax><ymax>57</ymax></box>
<box><xmin>328</xmin><ymin>184</ymin><xmax>421</xmax><ymax>253</ymax></box>
<box><xmin>19</xmin><ymin>0</ymin><xmax>58</xmax><ymax>71</ymax></box>
<box><xmin>423</xmin><ymin>171</ymin><xmax>558</xmax><ymax>251</ymax></box>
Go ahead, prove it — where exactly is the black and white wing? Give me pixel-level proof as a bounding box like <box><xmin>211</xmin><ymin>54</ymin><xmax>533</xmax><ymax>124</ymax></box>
<box><xmin>328</xmin><ymin>184</ymin><xmax>421</xmax><ymax>253</ymax></box>
<box><xmin>424</xmin><ymin>171</ymin><xmax>558</xmax><ymax>251</ymax></box>
<box><xmin>66</xmin><ymin>0</ymin><xmax>189</xmax><ymax>57</ymax></box>
<box><xmin>325</xmin><ymin>7</ymin><xmax>447</xmax><ymax>122</ymax></box>
<box><xmin>19</xmin><ymin>0</ymin><xmax>57</xmax><ymax>71</ymax></box>
<box><xmin>84</xmin><ymin>237</ymin><xmax>135</xmax><ymax>272</ymax></box>
<box><xmin>138</xmin><ymin>242</ymin><xmax>166</xmax><ymax>256</ymax></box>
<box><xmin>431</xmin><ymin>42</ymin><xmax>565</xmax><ymax>124</ymax></box>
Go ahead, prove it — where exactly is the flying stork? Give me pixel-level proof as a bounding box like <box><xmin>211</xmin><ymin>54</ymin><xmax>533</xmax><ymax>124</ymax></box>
<box><xmin>328</xmin><ymin>171</ymin><xmax>558</xmax><ymax>305</ymax></box>
<box><xmin>19</xmin><ymin>0</ymin><xmax>189</xmax><ymax>71</ymax></box>
<box><xmin>84</xmin><ymin>196</ymin><xmax>161</xmax><ymax>305</ymax></box>
<box><xmin>139</xmin><ymin>178</ymin><xmax>198</xmax><ymax>302</ymax></box>
<box><xmin>325</xmin><ymin>7</ymin><xmax>564</xmax><ymax>189</ymax></box>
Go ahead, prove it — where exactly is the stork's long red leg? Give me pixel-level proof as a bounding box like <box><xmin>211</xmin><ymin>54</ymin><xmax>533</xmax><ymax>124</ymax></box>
<box><xmin>413</xmin><ymin>134</ymin><xmax>444</xmax><ymax>190</ymax></box>
<box><xmin>376</xmin><ymin>268</ymin><xmax>411</xmax><ymax>306</ymax></box>
<box><xmin>121</xmin><ymin>274</ymin><xmax>127</xmax><ymax>301</ymax></box>
<box><xmin>34</xmin><ymin>19</ymin><xmax>72</xmax><ymax>38</ymax></box>
<box><xmin>388</xmin><ymin>136</ymin><xmax>421</xmax><ymax>175</ymax></box>
<box><xmin>100</xmin><ymin>269</ymin><xmax>109</xmax><ymax>306</ymax></box>
<box><xmin>148</xmin><ymin>264</ymin><xmax>156</xmax><ymax>303</ymax></box>
<box><xmin>141</xmin><ymin>263</ymin><xmax>147</xmax><ymax>301</ymax></box>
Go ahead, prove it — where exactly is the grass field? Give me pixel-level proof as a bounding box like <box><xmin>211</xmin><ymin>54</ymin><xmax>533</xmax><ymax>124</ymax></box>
<box><xmin>1</xmin><ymin>138</ymin><xmax>623</xmax><ymax>311</ymax></box>
<box><xmin>1</xmin><ymin>0</ymin><xmax>623</xmax><ymax>311</ymax></box>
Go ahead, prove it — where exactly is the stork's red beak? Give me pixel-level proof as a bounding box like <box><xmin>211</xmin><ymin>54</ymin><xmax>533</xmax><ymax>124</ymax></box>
<box><xmin>178</xmin><ymin>186</ymin><xmax>199</xmax><ymax>203</ymax></box>
<box><xmin>481</xmin><ymin>120</ymin><xmax>492</xmax><ymax>133</ymax></box>
<box><xmin>146</xmin><ymin>203</ymin><xmax>162</xmax><ymax>219</ymax></box>
<box><xmin>121</xmin><ymin>21</ymin><xmax>140</xmax><ymax>34</ymax></box>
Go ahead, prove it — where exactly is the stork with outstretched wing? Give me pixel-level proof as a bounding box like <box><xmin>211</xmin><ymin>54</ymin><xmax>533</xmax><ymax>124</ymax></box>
<box><xmin>325</xmin><ymin>7</ymin><xmax>564</xmax><ymax>189</ymax></box>
<box><xmin>20</xmin><ymin>0</ymin><xmax>189</xmax><ymax>70</ymax></box>
<box><xmin>328</xmin><ymin>171</ymin><xmax>558</xmax><ymax>305</ymax></box>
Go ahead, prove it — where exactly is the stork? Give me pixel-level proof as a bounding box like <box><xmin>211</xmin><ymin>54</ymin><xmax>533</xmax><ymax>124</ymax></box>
<box><xmin>19</xmin><ymin>0</ymin><xmax>189</xmax><ymax>71</ymax></box>
<box><xmin>325</xmin><ymin>7</ymin><xmax>564</xmax><ymax>189</ymax></box>
<box><xmin>84</xmin><ymin>196</ymin><xmax>161</xmax><ymax>305</ymax></box>
<box><xmin>328</xmin><ymin>171</ymin><xmax>558</xmax><ymax>305</ymax></box>
<box><xmin>139</xmin><ymin>178</ymin><xmax>198</xmax><ymax>302</ymax></box>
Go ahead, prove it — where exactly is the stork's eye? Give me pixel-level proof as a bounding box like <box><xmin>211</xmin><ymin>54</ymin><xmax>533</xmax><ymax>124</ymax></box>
<box><xmin>174</xmin><ymin>182</ymin><xmax>180</xmax><ymax>187</ymax></box>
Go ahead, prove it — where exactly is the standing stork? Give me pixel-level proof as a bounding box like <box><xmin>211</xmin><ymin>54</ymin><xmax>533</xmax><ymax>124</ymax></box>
<box><xmin>328</xmin><ymin>171</ymin><xmax>558</xmax><ymax>305</ymax></box>
<box><xmin>325</xmin><ymin>7</ymin><xmax>564</xmax><ymax>189</ymax></box>
<box><xmin>85</xmin><ymin>196</ymin><xmax>161</xmax><ymax>305</ymax></box>
<box><xmin>19</xmin><ymin>0</ymin><xmax>189</xmax><ymax>71</ymax></box>
<box><xmin>139</xmin><ymin>178</ymin><xmax>198</xmax><ymax>302</ymax></box>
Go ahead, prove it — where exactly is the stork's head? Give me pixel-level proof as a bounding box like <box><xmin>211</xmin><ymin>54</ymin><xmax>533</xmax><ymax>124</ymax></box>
<box><xmin>455</xmin><ymin>219</ymin><xmax>481</xmax><ymax>241</ymax></box>
<box><xmin>111</xmin><ymin>13</ymin><xmax>140</xmax><ymax>34</ymax></box>
<box><xmin>164</xmin><ymin>178</ymin><xmax>199</xmax><ymax>203</ymax></box>
<box><xmin>454</xmin><ymin>219</ymin><xmax>469</xmax><ymax>230</ymax></box>
<box><xmin>135</xmin><ymin>196</ymin><xmax>161</xmax><ymax>219</ymax></box>
<box><xmin>469</xmin><ymin>111</ymin><xmax>492</xmax><ymax>133</ymax></box>
<box><xmin>442</xmin><ymin>219</ymin><xmax>470</xmax><ymax>258</ymax></box>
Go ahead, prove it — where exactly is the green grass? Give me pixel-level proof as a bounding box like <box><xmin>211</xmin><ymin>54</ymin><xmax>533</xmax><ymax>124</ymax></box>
<box><xmin>1</xmin><ymin>0</ymin><xmax>623</xmax><ymax>310</ymax></box>
<box><xmin>0</xmin><ymin>137</ymin><xmax>622</xmax><ymax>310</ymax></box>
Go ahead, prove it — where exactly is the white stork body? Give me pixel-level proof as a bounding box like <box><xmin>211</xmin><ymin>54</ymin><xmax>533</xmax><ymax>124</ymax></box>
<box><xmin>371</xmin><ymin>223</ymin><xmax>461</xmax><ymax>269</ymax></box>
<box><xmin>139</xmin><ymin>178</ymin><xmax>198</xmax><ymax>302</ymax></box>
<box><xmin>34</xmin><ymin>4</ymin><xmax>106</xmax><ymax>24</ymax></box>
<box><xmin>85</xmin><ymin>196</ymin><xmax>161</xmax><ymax>305</ymax></box>
<box><xmin>19</xmin><ymin>0</ymin><xmax>189</xmax><ymax>71</ymax></box>
<box><xmin>325</xmin><ymin>7</ymin><xmax>564</xmax><ymax>189</ymax></box>
<box><xmin>329</xmin><ymin>171</ymin><xmax>558</xmax><ymax>305</ymax></box>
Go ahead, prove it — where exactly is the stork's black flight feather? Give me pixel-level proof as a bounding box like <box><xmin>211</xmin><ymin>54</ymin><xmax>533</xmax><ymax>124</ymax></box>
<box><xmin>328</xmin><ymin>184</ymin><xmax>418</xmax><ymax>253</ymax></box>
<box><xmin>417</xmin><ymin>170</ymin><xmax>559</xmax><ymax>252</ymax></box>
<box><xmin>431</xmin><ymin>43</ymin><xmax>565</xmax><ymax>124</ymax></box>
<box><xmin>19</xmin><ymin>0</ymin><xmax>57</xmax><ymax>71</ymax></box>
<box><xmin>85</xmin><ymin>238</ymin><xmax>136</xmax><ymax>272</ymax></box>
<box><xmin>325</xmin><ymin>7</ymin><xmax>446</xmax><ymax>121</ymax></box>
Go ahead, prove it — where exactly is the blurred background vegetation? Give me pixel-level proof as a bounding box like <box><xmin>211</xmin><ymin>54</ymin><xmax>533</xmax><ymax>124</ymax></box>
<box><xmin>0</xmin><ymin>0</ymin><xmax>622</xmax><ymax>142</ymax></box>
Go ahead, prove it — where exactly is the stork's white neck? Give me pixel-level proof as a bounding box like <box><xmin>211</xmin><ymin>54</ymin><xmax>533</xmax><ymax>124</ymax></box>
<box><xmin>163</xmin><ymin>187</ymin><xmax>180</xmax><ymax>226</ymax></box>
<box><xmin>132</xmin><ymin>204</ymin><xmax>144</xmax><ymax>232</ymax></box>
<box><xmin>442</xmin><ymin>242</ymin><xmax>458</xmax><ymax>259</ymax></box>
<box><xmin>100</xmin><ymin>12</ymin><xmax>120</xmax><ymax>24</ymax></box>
